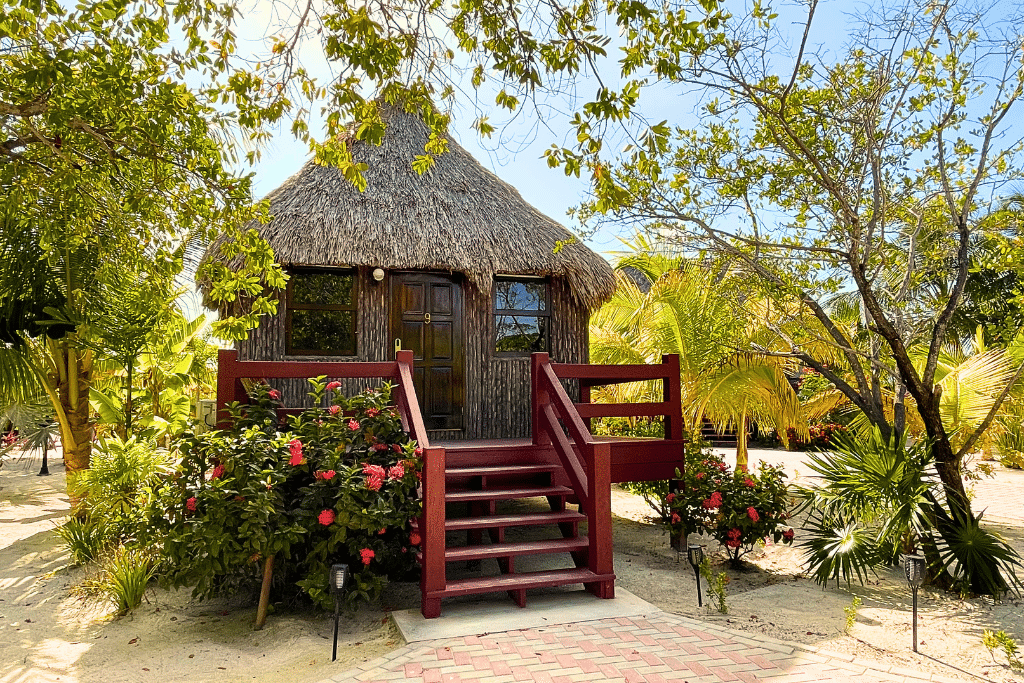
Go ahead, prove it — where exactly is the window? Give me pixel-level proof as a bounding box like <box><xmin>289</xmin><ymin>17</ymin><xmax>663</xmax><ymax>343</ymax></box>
<box><xmin>494</xmin><ymin>277</ymin><xmax>549</xmax><ymax>354</ymax></box>
<box><xmin>286</xmin><ymin>268</ymin><xmax>357</xmax><ymax>356</ymax></box>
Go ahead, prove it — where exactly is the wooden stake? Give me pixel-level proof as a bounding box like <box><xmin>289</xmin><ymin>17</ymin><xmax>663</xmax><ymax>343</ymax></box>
<box><xmin>255</xmin><ymin>554</ymin><xmax>274</xmax><ymax>630</ymax></box>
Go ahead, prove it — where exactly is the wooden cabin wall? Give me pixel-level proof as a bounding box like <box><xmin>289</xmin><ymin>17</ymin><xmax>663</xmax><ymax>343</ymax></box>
<box><xmin>234</xmin><ymin>270</ymin><xmax>590</xmax><ymax>440</ymax></box>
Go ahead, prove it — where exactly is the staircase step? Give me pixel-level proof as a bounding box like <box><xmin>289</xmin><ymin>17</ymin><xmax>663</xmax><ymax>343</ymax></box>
<box><xmin>429</xmin><ymin>568</ymin><xmax>615</xmax><ymax>599</ymax></box>
<box><xmin>441</xmin><ymin>509</ymin><xmax>585</xmax><ymax>532</ymax></box>
<box><xmin>447</xmin><ymin>485</ymin><xmax>573</xmax><ymax>503</ymax></box>
<box><xmin>444</xmin><ymin>537</ymin><xmax>588</xmax><ymax>562</ymax></box>
<box><xmin>446</xmin><ymin>464</ymin><xmax>560</xmax><ymax>478</ymax></box>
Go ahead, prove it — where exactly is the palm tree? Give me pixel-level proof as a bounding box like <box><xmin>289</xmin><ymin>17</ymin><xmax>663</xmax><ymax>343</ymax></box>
<box><xmin>590</xmin><ymin>241</ymin><xmax>806</xmax><ymax>468</ymax></box>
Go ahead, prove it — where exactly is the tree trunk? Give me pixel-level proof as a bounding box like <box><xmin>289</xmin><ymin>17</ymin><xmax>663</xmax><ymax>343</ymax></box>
<box><xmin>735</xmin><ymin>411</ymin><xmax>749</xmax><ymax>472</ymax></box>
<box><xmin>58</xmin><ymin>344</ymin><xmax>94</xmax><ymax>510</ymax></box>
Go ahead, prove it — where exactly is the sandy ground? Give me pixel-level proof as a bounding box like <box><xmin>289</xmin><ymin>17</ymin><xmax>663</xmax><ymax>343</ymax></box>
<box><xmin>2</xmin><ymin>446</ymin><xmax>1023</xmax><ymax>683</ymax></box>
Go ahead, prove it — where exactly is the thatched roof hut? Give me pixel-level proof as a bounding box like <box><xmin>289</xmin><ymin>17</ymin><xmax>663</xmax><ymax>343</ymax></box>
<box><xmin>206</xmin><ymin>103</ymin><xmax>617</xmax><ymax>441</ymax></box>
<box><xmin>206</xmin><ymin>103</ymin><xmax>614</xmax><ymax>309</ymax></box>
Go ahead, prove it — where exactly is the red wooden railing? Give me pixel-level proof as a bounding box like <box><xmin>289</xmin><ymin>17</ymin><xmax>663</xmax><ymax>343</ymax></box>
<box><xmin>531</xmin><ymin>353</ymin><xmax>614</xmax><ymax>597</ymax></box>
<box><xmin>215</xmin><ymin>349</ymin><xmax>445</xmax><ymax>623</ymax></box>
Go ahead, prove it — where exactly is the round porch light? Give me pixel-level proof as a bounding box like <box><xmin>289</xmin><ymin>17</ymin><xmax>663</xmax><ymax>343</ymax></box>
<box><xmin>372</xmin><ymin>267</ymin><xmax>385</xmax><ymax>282</ymax></box>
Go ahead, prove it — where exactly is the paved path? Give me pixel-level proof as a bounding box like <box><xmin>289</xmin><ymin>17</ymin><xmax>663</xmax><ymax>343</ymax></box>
<box><xmin>317</xmin><ymin>611</ymin><xmax>965</xmax><ymax>683</ymax></box>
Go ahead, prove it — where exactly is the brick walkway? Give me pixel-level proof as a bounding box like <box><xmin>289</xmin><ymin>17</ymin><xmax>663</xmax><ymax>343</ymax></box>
<box><xmin>316</xmin><ymin>611</ymin><xmax>965</xmax><ymax>683</ymax></box>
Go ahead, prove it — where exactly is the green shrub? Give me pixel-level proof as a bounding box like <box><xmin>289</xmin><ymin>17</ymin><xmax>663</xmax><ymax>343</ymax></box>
<box><xmin>665</xmin><ymin>452</ymin><xmax>794</xmax><ymax>566</ymax></box>
<box><xmin>843</xmin><ymin>595</ymin><xmax>862</xmax><ymax>634</ymax></box>
<box><xmin>99</xmin><ymin>545</ymin><xmax>155</xmax><ymax>615</ymax></box>
<box><xmin>54</xmin><ymin>517</ymin><xmax>109</xmax><ymax>565</ymax></box>
<box><xmin>797</xmin><ymin>428</ymin><xmax>1022</xmax><ymax>597</ymax></box>
<box><xmin>699</xmin><ymin>557</ymin><xmax>728</xmax><ymax>614</ymax></box>
<box><xmin>146</xmin><ymin>378</ymin><xmax>422</xmax><ymax>610</ymax></box>
<box><xmin>69</xmin><ymin>435</ymin><xmax>173</xmax><ymax>541</ymax></box>
<box><xmin>983</xmin><ymin>629</ymin><xmax>1022</xmax><ymax>671</ymax></box>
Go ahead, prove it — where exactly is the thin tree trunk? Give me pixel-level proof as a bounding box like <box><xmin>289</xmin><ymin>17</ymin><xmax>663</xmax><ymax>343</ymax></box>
<box><xmin>736</xmin><ymin>410</ymin><xmax>748</xmax><ymax>472</ymax></box>
<box><xmin>58</xmin><ymin>344</ymin><xmax>94</xmax><ymax>510</ymax></box>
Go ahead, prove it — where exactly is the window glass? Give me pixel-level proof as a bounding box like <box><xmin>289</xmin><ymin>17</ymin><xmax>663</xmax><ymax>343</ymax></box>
<box><xmin>287</xmin><ymin>269</ymin><xmax>357</xmax><ymax>356</ymax></box>
<box><xmin>494</xmin><ymin>277</ymin><xmax>549</xmax><ymax>354</ymax></box>
<box><xmin>291</xmin><ymin>271</ymin><xmax>354</xmax><ymax>306</ymax></box>
<box><xmin>290</xmin><ymin>310</ymin><xmax>355</xmax><ymax>355</ymax></box>
<box><xmin>495</xmin><ymin>315</ymin><xmax>548</xmax><ymax>352</ymax></box>
<box><xmin>494</xmin><ymin>280</ymin><xmax>546</xmax><ymax>311</ymax></box>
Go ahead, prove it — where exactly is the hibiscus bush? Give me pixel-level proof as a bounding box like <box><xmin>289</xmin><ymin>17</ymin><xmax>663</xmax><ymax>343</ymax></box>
<box><xmin>665</xmin><ymin>453</ymin><xmax>794</xmax><ymax>566</ymax></box>
<box><xmin>145</xmin><ymin>377</ymin><xmax>422</xmax><ymax>609</ymax></box>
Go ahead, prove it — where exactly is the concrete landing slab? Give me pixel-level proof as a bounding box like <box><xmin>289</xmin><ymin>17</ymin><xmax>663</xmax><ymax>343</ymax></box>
<box><xmin>390</xmin><ymin>588</ymin><xmax>660</xmax><ymax>642</ymax></box>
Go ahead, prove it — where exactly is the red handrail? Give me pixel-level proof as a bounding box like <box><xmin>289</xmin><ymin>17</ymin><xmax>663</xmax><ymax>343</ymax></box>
<box><xmin>531</xmin><ymin>353</ymin><xmax>613</xmax><ymax>595</ymax></box>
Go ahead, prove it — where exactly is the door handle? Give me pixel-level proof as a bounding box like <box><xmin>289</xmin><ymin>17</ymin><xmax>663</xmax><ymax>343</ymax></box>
<box><xmin>424</xmin><ymin>312</ymin><xmax>431</xmax><ymax>324</ymax></box>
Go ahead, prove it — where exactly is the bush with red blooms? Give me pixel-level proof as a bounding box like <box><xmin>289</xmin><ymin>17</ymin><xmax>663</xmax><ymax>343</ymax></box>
<box><xmin>665</xmin><ymin>452</ymin><xmax>795</xmax><ymax>566</ymax></box>
<box><xmin>147</xmin><ymin>377</ymin><xmax>422</xmax><ymax>609</ymax></box>
<box><xmin>786</xmin><ymin>422</ymin><xmax>848</xmax><ymax>451</ymax></box>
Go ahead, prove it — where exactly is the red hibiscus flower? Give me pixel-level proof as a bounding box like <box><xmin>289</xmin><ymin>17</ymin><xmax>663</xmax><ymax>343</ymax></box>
<box><xmin>269</xmin><ymin>389</ymin><xmax>281</xmax><ymax>400</ymax></box>
<box><xmin>315</xmin><ymin>469</ymin><xmax>337</xmax><ymax>481</ymax></box>
<box><xmin>326</xmin><ymin>381</ymin><xmax>341</xmax><ymax>391</ymax></box>
<box><xmin>747</xmin><ymin>507</ymin><xmax>760</xmax><ymax>522</ymax></box>
<box><xmin>378</xmin><ymin>528</ymin><xmax>386</xmax><ymax>535</ymax></box>
<box><xmin>318</xmin><ymin>509</ymin><xmax>336</xmax><ymax>526</ymax></box>
<box><xmin>665</xmin><ymin>492</ymin><xmax>676</xmax><ymax>504</ymax></box>
<box><xmin>725</xmin><ymin>538</ymin><xmax>741</xmax><ymax>548</ymax></box>
<box><xmin>210</xmin><ymin>464</ymin><xmax>226</xmax><ymax>480</ymax></box>
<box><xmin>186</xmin><ymin>497</ymin><xmax>197</xmax><ymax>512</ymax></box>
<box><xmin>701</xmin><ymin>491</ymin><xmax>723</xmax><ymax>509</ymax></box>
<box><xmin>409</xmin><ymin>532</ymin><xmax>421</xmax><ymax>546</ymax></box>
<box><xmin>671</xmin><ymin>512</ymin><xmax>681</xmax><ymax>524</ymax></box>
<box><xmin>288</xmin><ymin>439</ymin><xmax>304</xmax><ymax>466</ymax></box>
<box><xmin>388</xmin><ymin>464</ymin><xmax>405</xmax><ymax>480</ymax></box>
<box><xmin>360</xmin><ymin>548</ymin><xmax>375</xmax><ymax>565</ymax></box>
<box><xmin>783</xmin><ymin>528</ymin><xmax>795</xmax><ymax>542</ymax></box>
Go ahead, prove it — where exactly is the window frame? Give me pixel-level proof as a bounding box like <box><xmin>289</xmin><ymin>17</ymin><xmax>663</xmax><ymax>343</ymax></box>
<box><xmin>492</xmin><ymin>275</ymin><xmax>550</xmax><ymax>356</ymax></box>
<box><xmin>284</xmin><ymin>266</ymin><xmax>359</xmax><ymax>357</ymax></box>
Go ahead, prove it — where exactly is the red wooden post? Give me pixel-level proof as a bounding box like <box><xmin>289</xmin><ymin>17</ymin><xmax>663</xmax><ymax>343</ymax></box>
<box><xmin>216</xmin><ymin>349</ymin><xmax>242</xmax><ymax>429</ymax></box>
<box><xmin>531</xmin><ymin>353</ymin><xmax>551</xmax><ymax>446</ymax></box>
<box><xmin>662</xmin><ymin>354</ymin><xmax>683</xmax><ymax>441</ymax></box>
<box><xmin>420</xmin><ymin>445</ymin><xmax>446</xmax><ymax>619</ymax></box>
<box><xmin>585</xmin><ymin>441</ymin><xmax>614</xmax><ymax>599</ymax></box>
<box><xmin>579</xmin><ymin>380</ymin><xmax>592</xmax><ymax>433</ymax></box>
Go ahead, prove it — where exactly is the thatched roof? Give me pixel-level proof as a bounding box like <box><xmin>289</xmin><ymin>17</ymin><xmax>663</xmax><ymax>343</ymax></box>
<box><xmin>203</xmin><ymin>104</ymin><xmax>615</xmax><ymax>310</ymax></box>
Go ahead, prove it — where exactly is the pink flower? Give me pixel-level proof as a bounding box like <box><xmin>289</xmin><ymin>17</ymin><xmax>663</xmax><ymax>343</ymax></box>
<box><xmin>409</xmin><ymin>532</ymin><xmax>421</xmax><ymax>546</ymax></box>
<box><xmin>702</xmin><ymin>491</ymin><xmax>723</xmax><ymax>509</ymax></box>
<box><xmin>696</xmin><ymin>472</ymin><xmax>705</xmax><ymax>480</ymax></box>
<box><xmin>378</xmin><ymin>528</ymin><xmax>386</xmax><ymax>535</ymax></box>
<box><xmin>671</xmin><ymin>512</ymin><xmax>680</xmax><ymax>524</ymax></box>
<box><xmin>288</xmin><ymin>439</ymin><xmax>304</xmax><ymax>466</ymax></box>
<box><xmin>365</xmin><ymin>408</ymin><xmax>380</xmax><ymax>418</ymax></box>
<box><xmin>318</xmin><ymin>509</ymin><xmax>336</xmax><ymax>526</ymax></box>
<box><xmin>360</xmin><ymin>548</ymin><xmax>375</xmax><ymax>565</ymax></box>
<box><xmin>744</xmin><ymin>478</ymin><xmax>755</xmax><ymax>487</ymax></box>
<box><xmin>783</xmin><ymin>528</ymin><xmax>795</xmax><ymax>542</ymax></box>
<box><xmin>366</xmin><ymin>475</ymin><xmax>383</xmax><ymax>491</ymax></box>
<box><xmin>186</xmin><ymin>497</ymin><xmax>197</xmax><ymax>512</ymax></box>
<box><xmin>348</xmin><ymin>419</ymin><xmax>360</xmax><ymax>431</ymax></box>
<box><xmin>363</xmin><ymin>463</ymin><xmax>386</xmax><ymax>490</ymax></box>
<box><xmin>315</xmin><ymin>469</ymin><xmax>336</xmax><ymax>481</ymax></box>
<box><xmin>665</xmin><ymin>492</ymin><xmax>676</xmax><ymax>504</ymax></box>
<box><xmin>388</xmin><ymin>464</ymin><xmax>405</xmax><ymax>480</ymax></box>
<box><xmin>326</xmin><ymin>381</ymin><xmax>342</xmax><ymax>391</ymax></box>
<box><xmin>373</xmin><ymin>443</ymin><xmax>387</xmax><ymax>452</ymax></box>
<box><xmin>269</xmin><ymin>389</ymin><xmax>281</xmax><ymax>400</ymax></box>
<box><xmin>747</xmin><ymin>507</ymin><xmax>760</xmax><ymax>522</ymax></box>
<box><xmin>210</xmin><ymin>464</ymin><xmax>226</xmax><ymax>480</ymax></box>
<box><xmin>329</xmin><ymin>405</ymin><xmax>340</xmax><ymax>415</ymax></box>
<box><xmin>727</xmin><ymin>528</ymin><xmax>741</xmax><ymax>539</ymax></box>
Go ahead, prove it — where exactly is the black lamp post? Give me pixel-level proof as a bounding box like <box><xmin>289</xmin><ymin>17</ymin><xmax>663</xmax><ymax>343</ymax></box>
<box><xmin>687</xmin><ymin>544</ymin><xmax>705</xmax><ymax>607</ymax></box>
<box><xmin>903</xmin><ymin>553</ymin><xmax>925</xmax><ymax>652</ymax></box>
<box><xmin>329</xmin><ymin>563</ymin><xmax>350</xmax><ymax>662</ymax></box>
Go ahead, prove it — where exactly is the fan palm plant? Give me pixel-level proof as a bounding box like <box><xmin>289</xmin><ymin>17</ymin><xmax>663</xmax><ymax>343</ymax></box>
<box><xmin>590</xmin><ymin>241</ymin><xmax>806</xmax><ymax>467</ymax></box>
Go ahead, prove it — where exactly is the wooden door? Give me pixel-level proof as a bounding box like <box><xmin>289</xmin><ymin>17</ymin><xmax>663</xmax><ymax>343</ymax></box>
<box><xmin>391</xmin><ymin>273</ymin><xmax>464</xmax><ymax>431</ymax></box>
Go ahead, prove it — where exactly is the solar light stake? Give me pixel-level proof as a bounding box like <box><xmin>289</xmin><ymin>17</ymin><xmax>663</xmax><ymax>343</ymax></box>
<box><xmin>38</xmin><ymin>437</ymin><xmax>50</xmax><ymax>476</ymax></box>
<box><xmin>329</xmin><ymin>564</ymin><xmax>349</xmax><ymax>662</ymax></box>
<box><xmin>687</xmin><ymin>544</ymin><xmax>705</xmax><ymax>608</ymax></box>
<box><xmin>903</xmin><ymin>553</ymin><xmax>925</xmax><ymax>653</ymax></box>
